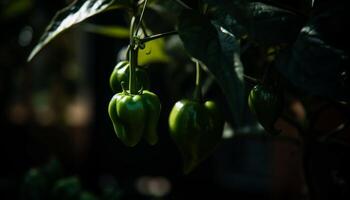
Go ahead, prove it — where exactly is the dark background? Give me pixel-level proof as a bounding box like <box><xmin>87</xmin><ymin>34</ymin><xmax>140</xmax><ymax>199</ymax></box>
<box><xmin>0</xmin><ymin>0</ymin><xmax>349</xmax><ymax>200</ymax></box>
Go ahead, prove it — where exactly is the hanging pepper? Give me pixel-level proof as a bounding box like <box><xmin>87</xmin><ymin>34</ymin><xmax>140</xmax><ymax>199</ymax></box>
<box><xmin>168</xmin><ymin>99</ymin><xmax>224</xmax><ymax>174</ymax></box>
<box><xmin>108</xmin><ymin>89</ymin><xmax>161</xmax><ymax>147</ymax></box>
<box><xmin>109</xmin><ymin>61</ymin><xmax>150</xmax><ymax>93</ymax></box>
<box><xmin>248</xmin><ymin>84</ymin><xmax>284</xmax><ymax>134</ymax></box>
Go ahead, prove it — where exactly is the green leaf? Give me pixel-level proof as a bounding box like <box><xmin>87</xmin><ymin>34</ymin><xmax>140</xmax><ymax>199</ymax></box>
<box><xmin>138</xmin><ymin>38</ymin><xmax>170</xmax><ymax>65</ymax></box>
<box><xmin>275</xmin><ymin>3</ymin><xmax>349</xmax><ymax>101</ymax></box>
<box><xmin>210</xmin><ymin>7</ymin><xmax>247</xmax><ymax>38</ymax></box>
<box><xmin>41</xmin><ymin>158</ymin><xmax>63</xmax><ymax>187</ymax></box>
<box><xmin>202</xmin><ymin>0</ymin><xmax>250</xmax><ymax>40</ymax></box>
<box><xmin>178</xmin><ymin>11</ymin><xmax>245</xmax><ymax>126</ymax></box>
<box><xmin>248</xmin><ymin>2</ymin><xmax>305</xmax><ymax>45</ymax></box>
<box><xmin>204</xmin><ymin>0</ymin><xmax>249</xmax><ymax>24</ymax></box>
<box><xmin>20</xmin><ymin>168</ymin><xmax>48</xmax><ymax>200</ymax></box>
<box><xmin>80</xmin><ymin>191</ymin><xmax>99</xmax><ymax>200</ymax></box>
<box><xmin>52</xmin><ymin>177</ymin><xmax>82</xmax><ymax>200</ymax></box>
<box><xmin>27</xmin><ymin>0</ymin><xmax>129</xmax><ymax>61</ymax></box>
<box><xmin>83</xmin><ymin>24</ymin><xmax>130</xmax><ymax>38</ymax></box>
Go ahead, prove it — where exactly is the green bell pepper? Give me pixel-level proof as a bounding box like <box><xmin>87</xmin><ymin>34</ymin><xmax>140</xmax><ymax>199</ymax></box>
<box><xmin>248</xmin><ymin>84</ymin><xmax>283</xmax><ymax>134</ymax></box>
<box><xmin>108</xmin><ymin>90</ymin><xmax>161</xmax><ymax>147</ymax></box>
<box><xmin>168</xmin><ymin>99</ymin><xmax>224</xmax><ymax>174</ymax></box>
<box><xmin>109</xmin><ymin>61</ymin><xmax>150</xmax><ymax>93</ymax></box>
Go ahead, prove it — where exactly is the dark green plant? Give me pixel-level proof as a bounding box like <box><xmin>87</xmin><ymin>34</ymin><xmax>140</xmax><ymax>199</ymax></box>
<box><xmin>27</xmin><ymin>1</ymin><xmax>349</xmax><ymax>198</ymax></box>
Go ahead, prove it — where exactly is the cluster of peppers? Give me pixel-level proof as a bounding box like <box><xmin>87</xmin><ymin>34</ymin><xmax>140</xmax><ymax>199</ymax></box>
<box><xmin>107</xmin><ymin>14</ymin><xmax>162</xmax><ymax>147</ymax></box>
<box><xmin>107</xmin><ymin>52</ymin><xmax>225</xmax><ymax>173</ymax></box>
<box><xmin>106</xmin><ymin>0</ymin><xmax>229</xmax><ymax>174</ymax></box>
<box><xmin>107</xmin><ymin>56</ymin><xmax>284</xmax><ymax>173</ymax></box>
<box><xmin>106</xmin><ymin>6</ymin><xmax>284</xmax><ymax>173</ymax></box>
<box><xmin>107</xmin><ymin>15</ymin><xmax>161</xmax><ymax>146</ymax></box>
<box><xmin>108</xmin><ymin>59</ymin><xmax>161</xmax><ymax>147</ymax></box>
<box><xmin>107</xmin><ymin>56</ymin><xmax>283</xmax><ymax>174</ymax></box>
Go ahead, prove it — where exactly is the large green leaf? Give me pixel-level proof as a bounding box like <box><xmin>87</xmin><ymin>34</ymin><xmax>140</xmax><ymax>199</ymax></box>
<box><xmin>178</xmin><ymin>11</ymin><xmax>245</xmax><ymax>126</ymax></box>
<box><xmin>248</xmin><ymin>2</ymin><xmax>305</xmax><ymax>45</ymax></box>
<box><xmin>28</xmin><ymin>0</ymin><xmax>130</xmax><ymax>61</ymax></box>
<box><xmin>204</xmin><ymin>0</ymin><xmax>249</xmax><ymax>36</ymax></box>
<box><xmin>138</xmin><ymin>38</ymin><xmax>171</xmax><ymax>65</ymax></box>
<box><xmin>275</xmin><ymin>3</ymin><xmax>349</xmax><ymax>101</ymax></box>
<box><xmin>83</xmin><ymin>24</ymin><xmax>130</xmax><ymax>38</ymax></box>
<box><xmin>204</xmin><ymin>0</ymin><xmax>249</xmax><ymax>25</ymax></box>
<box><xmin>209</xmin><ymin>7</ymin><xmax>247</xmax><ymax>38</ymax></box>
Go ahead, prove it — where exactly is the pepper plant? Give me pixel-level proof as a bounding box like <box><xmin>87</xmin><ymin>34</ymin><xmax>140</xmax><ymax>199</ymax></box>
<box><xmin>27</xmin><ymin>0</ymin><xmax>349</xmax><ymax>198</ymax></box>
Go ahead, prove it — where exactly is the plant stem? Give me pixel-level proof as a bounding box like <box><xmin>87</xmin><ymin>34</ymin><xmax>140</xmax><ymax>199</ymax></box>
<box><xmin>130</xmin><ymin>16</ymin><xmax>136</xmax><ymax>43</ymax></box>
<box><xmin>135</xmin><ymin>0</ymin><xmax>149</xmax><ymax>37</ymax></box>
<box><xmin>243</xmin><ymin>74</ymin><xmax>260</xmax><ymax>85</ymax></box>
<box><xmin>173</xmin><ymin>0</ymin><xmax>192</xmax><ymax>9</ymax></box>
<box><xmin>129</xmin><ymin>16</ymin><xmax>138</xmax><ymax>94</ymax></box>
<box><xmin>196</xmin><ymin>61</ymin><xmax>201</xmax><ymax>87</ymax></box>
<box><xmin>141</xmin><ymin>22</ymin><xmax>149</xmax><ymax>37</ymax></box>
<box><xmin>193</xmin><ymin>60</ymin><xmax>202</xmax><ymax>101</ymax></box>
<box><xmin>129</xmin><ymin>48</ymin><xmax>139</xmax><ymax>94</ymax></box>
<box><xmin>140</xmin><ymin>31</ymin><xmax>178</xmax><ymax>43</ymax></box>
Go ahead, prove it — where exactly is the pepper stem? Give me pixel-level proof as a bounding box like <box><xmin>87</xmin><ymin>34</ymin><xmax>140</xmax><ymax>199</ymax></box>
<box><xmin>193</xmin><ymin>60</ymin><xmax>202</xmax><ymax>101</ymax></box>
<box><xmin>129</xmin><ymin>48</ymin><xmax>139</xmax><ymax>94</ymax></box>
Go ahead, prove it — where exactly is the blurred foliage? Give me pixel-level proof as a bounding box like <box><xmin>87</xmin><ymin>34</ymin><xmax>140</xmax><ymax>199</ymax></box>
<box><xmin>20</xmin><ymin>159</ymin><xmax>123</xmax><ymax>200</ymax></box>
<box><xmin>1</xmin><ymin>0</ymin><xmax>33</xmax><ymax>20</ymax></box>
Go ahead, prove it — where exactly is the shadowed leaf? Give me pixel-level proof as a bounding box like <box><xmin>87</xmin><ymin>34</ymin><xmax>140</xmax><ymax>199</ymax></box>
<box><xmin>248</xmin><ymin>2</ymin><xmax>305</xmax><ymax>45</ymax></box>
<box><xmin>275</xmin><ymin>4</ymin><xmax>349</xmax><ymax>100</ymax></box>
<box><xmin>28</xmin><ymin>0</ymin><xmax>130</xmax><ymax>61</ymax></box>
<box><xmin>178</xmin><ymin>11</ymin><xmax>245</xmax><ymax>126</ymax></box>
<box><xmin>83</xmin><ymin>24</ymin><xmax>130</xmax><ymax>38</ymax></box>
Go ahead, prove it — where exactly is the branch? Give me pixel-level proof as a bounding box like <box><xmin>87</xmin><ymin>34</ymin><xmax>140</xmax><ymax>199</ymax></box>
<box><xmin>173</xmin><ymin>0</ymin><xmax>192</xmax><ymax>10</ymax></box>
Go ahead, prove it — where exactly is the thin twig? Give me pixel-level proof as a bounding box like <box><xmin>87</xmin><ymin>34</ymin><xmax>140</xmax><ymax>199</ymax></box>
<box><xmin>140</xmin><ymin>31</ymin><xmax>178</xmax><ymax>43</ymax></box>
<box><xmin>319</xmin><ymin>120</ymin><xmax>350</xmax><ymax>142</ymax></box>
<box><xmin>141</xmin><ymin>22</ymin><xmax>149</xmax><ymax>37</ymax></box>
<box><xmin>243</xmin><ymin>74</ymin><xmax>260</xmax><ymax>85</ymax></box>
<box><xmin>173</xmin><ymin>0</ymin><xmax>192</xmax><ymax>10</ymax></box>
<box><xmin>135</xmin><ymin>0</ymin><xmax>149</xmax><ymax>37</ymax></box>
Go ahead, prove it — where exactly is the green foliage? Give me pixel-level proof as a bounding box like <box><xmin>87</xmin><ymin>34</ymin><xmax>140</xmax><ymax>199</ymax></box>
<box><xmin>52</xmin><ymin>177</ymin><xmax>82</xmax><ymax>200</ymax></box>
<box><xmin>248</xmin><ymin>2</ymin><xmax>306</xmax><ymax>45</ymax></box>
<box><xmin>20</xmin><ymin>159</ymin><xmax>122</xmax><ymax>200</ymax></box>
<box><xmin>275</xmin><ymin>3</ymin><xmax>349</xmax><ymax>100</ymax></box>
<box><xmin>27</xmin><ymin>0</ymin><xmax>350</xmax><ymax>176</ymax></box>
<box><xmin>28</xmin><ymin>0</ymin><xmax>128</xmax><ymax>61</ymax></box>
<box><xmin>138</xmin><ymin>37</ymin><xmax>170</xmax><ymax>65</ymax></box>
<box><xmin>177</xmin><ymin>11</ymin><xmax>245</xmax><ymax>126</ymax></box>
<box><xmin>20</xmin><ymin>168</ymin><xmax>48</xmax><ymax>200</ymax></box>
<box><xmin>204</xmin><ymin>0</ymin><xmax>249</xmax><ymax>24</ymax></box>
<box><xmin>83</xmin><ymin>24</ymin><xmax>130</xmax><ymax>39</ymax></box>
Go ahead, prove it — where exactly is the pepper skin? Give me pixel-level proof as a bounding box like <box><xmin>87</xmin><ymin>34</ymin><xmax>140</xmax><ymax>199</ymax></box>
<box><xmin>248</xmin><ymin>84</ymin><xmax>283</xmax><ymax>134</ymax></box>
<box><xmin>108</xmin><ymin>90</ymin><xmax>161</xmax><ymax>147</ymax></box>
<box><xmin>168</xmin><ymin>99</ymin><xmax>224</xmax><ymax>174</ymax></box>
<box><xmin>109</xmin><ymin>61</ymin><xmax>150</xmax><ymax>93</ymax></box>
